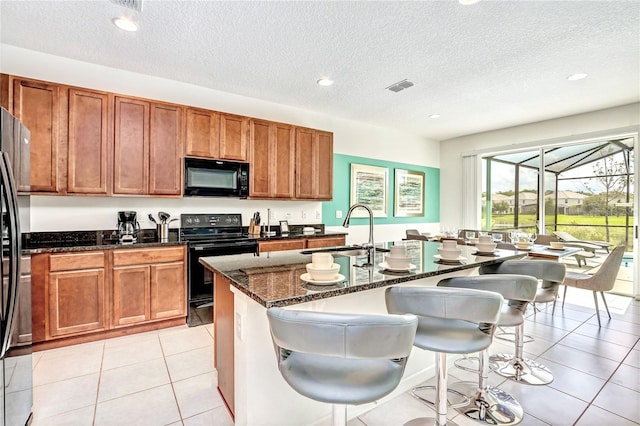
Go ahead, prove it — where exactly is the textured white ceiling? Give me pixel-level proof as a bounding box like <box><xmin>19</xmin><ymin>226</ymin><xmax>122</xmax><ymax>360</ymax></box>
<box><xmin>1</xmin><ymin>0</ymin><xmax>639</xmax><ymax>140</ymax></box>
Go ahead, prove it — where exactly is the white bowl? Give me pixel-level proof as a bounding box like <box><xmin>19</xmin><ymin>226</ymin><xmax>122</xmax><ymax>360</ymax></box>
<box><xmin>516</xmin><ymin>242</ymin><xmax>531</xmax><ymax>250</ymax></box>
<box><xmin>438</xmin><ymin>248</ymin><xmax>461</xmax><ymax>260</ymax></box>
<box><xmin>389</xmin><ymin>245</ymin><xmax>409</xmax><ymax>257</ymax></box>
<box><xmin>311</xmin><ymin>252</ymin><xmax>334</xmax><ymax>268</ymax></box>
<box><xmin>476</xmin><ymin>242</ymin><xmax>497</xmax><ymax>252</ymax></box>
<box><xmin>385</xmin><ymin>255</ymin><xmax>412</xmax><ymax>269</ymax></box>
<box><xmin>550</xmin><ymin>241</ymin><xmax>564</xmax><ymax>249</ymax></box>
<box><xmin>306</xmin><ymin>263</ymin><xmax>340</xmax><ymax>281</ymax></box>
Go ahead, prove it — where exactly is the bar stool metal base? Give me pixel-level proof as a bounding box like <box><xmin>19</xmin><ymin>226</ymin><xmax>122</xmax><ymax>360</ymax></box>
<box><xmin>404</xmin><ymin>417</ymin><xmax>459</xmax><ymax>426</ymax></box>
<box><xmin>454</xmin><ymin>355</ymin><xmax>499</xmax><ymax>373</ymax></box>
<box><xmin>493</xmin><ymin>353</ymin><xmax>554</xmax><ymax>385</ymax></box>
<box><xmin>494</xmin><ymin>328</ymin><xmax>534</xmax><ymax>344</ymax></box>
<box><xmin>412</xmin><ymin>385</ymin><xmax>470</xmax><ymax>409</ymax></box>
<box><xmin>448</xmin><ymin>381</ymin><xmax>524</xmax><ymax>425</ymax></box>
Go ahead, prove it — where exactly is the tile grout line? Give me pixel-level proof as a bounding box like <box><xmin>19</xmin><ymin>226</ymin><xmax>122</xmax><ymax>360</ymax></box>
<box><xmin>158</xmin><ymin>330</ymin><xmax>185</xmax><ymax>423</ymax></box>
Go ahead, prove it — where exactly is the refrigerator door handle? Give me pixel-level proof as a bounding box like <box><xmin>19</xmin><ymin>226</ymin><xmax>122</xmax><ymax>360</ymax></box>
<box><xmin>0</xmin><ymin>151</ymin><xmax>21</xmax><ymax>358</ymax></box>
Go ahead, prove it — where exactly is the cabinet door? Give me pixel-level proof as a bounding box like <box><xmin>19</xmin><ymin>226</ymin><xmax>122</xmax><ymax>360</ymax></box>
<box><xmin>295</xmin><ymin>127</ymin><xmax>315</xmax><ymax>199</ymax></box>
<box><xmin>114</xmin><ymin>96</ymin><xmax>149</xmax><ymax>194</ymax></box>
<box><xmin>48</xmin><ymin>268</ymin><xmax>106</xmax><ymax>338</ymax></box>
<box><xmin>314</xmin><ymin>130</ymin><xmax>333</xmax><ymax>200</ymax></box>
<box><xmin>67</xmin><ymin>89</ymin><xmax>110</xmax><ymax>194</ymax></box>
<box><xmin>306</xmin><ymin>236</ymin><xmax>345</xmax><ymax>249</ymax></box>
<box><xmin>272</xmin><ymin>123</ymin><xmax>295</xmax><ymax>198</ymax></box>
<box><xmin>220</xmin><ymin>113</ymin><xmax>248</xmax><ymax>161</ymax></box>
<box><xmin>12</xmin><ymin>78</ymin><xmax>62</xmax><ymax>193</ymax></box>
<box><xmin>149</xmin><ymin>103</ymin><xmax>182</xmax><ymax>195</ymax></box>
<box><xmin>185</xmin><ymin>108</ymin><xmax>219</xmax><ymax>158</ymax></box>
<box><xmin>150</xmin><ymin>261</ymin><xmax>185</xmax><ymax>319</ymax></box>
<box><xmin>112</xmin><ymin>265</ymin><xmax>150</xmax><ymax>326</ymax></box>
<box><xmin>248</xmin><ymin>119</ymin><xmax>271</xmax><ymax>198</ymax></box>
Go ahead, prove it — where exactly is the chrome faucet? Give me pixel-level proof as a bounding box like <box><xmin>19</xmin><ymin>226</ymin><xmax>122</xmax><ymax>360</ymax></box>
<box><xmin>342</xmin><ymin>203</ymin><xmax>375</xmax><ymax>266</ymax></box>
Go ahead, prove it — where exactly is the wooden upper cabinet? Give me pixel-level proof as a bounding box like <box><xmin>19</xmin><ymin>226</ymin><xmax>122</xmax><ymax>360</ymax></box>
<box><xmin>12</xmin><ymin>78</ymin><xmax>63</xmax><ymax>193</ymax></box>
<box><xmin>185</xmin><ymin>108</ymin><xmax>220</xmax><ymax>158</ymax></box>
<box><xmin>249</xmin><ymin>119</ymin><xmax>294</xmax><ymax>199</ymax></box>
<box><xmin>114</xmin><ymin>96</ymin><xmax>150</xmax><ymax>194</ymax></box>
<box><xmin>149</xmin><ymin>103</ymin><xmax>182</xmax><ymax>195</ymax></box>
<box><xmin>249</xmin><ymin>119</ymin><xmax>271</xmax><ymax>198</ymax></box>
<box><xmin>295</xmin><ymin>127</ymin><xmax>315</xmax><ymax>199</ymax></box>
<box><xmin>67</xmin><ymin>89</ymin><xmax>110</xmax><ymax>194</ymax></box>
<box><xmin>185</xmin><ymin>108</ymin><xmax>248</xmax><ymax>161</ymax></box>
<box><xmin>220</xmin><ymin>113</ymin><xmax>248</xmax><ymax>161</ymax></box>
<box><xmin>295</xmin><ymin>127</ymin><xmax>333</xmax><ymax>200</ymax></box>
<box><xmin>315</xmin><ymin>130</ymin><xmax>333</xmax><ymax>200</ymax></box>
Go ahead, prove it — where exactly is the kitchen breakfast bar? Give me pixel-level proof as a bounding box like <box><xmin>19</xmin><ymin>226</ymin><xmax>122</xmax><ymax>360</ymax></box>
<box><xmin>201</xmin><ymin>240</ymin><xmax>526</xmax><ymax>426</ymax></box>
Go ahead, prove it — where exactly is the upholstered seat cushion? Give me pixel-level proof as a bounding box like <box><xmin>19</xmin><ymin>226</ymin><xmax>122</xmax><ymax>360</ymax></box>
<box><xmin>279</xmin><ymin>353</ymin><xmax>406</xmax><ymax>405</ymax></box>
<box><xmin>413</xmin><ymin>317</ymin><xmax>493</xmax><ymax>354</ymax></box>
<box><xmin>498</xmin><ymin>305</ymin><xmax>525</xmax><ymax>327</ymax></box>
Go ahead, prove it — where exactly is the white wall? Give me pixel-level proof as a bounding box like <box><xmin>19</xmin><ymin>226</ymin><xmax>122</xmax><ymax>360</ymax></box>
<box><xmin>439</xmin><ymin>103</ymin><xmax>640</xmax><ymax>230</ymax></box>
<box><xmin>1</xmin><ymin>45</ymin><xmax>439</xmax><ymax>238</ymax></box>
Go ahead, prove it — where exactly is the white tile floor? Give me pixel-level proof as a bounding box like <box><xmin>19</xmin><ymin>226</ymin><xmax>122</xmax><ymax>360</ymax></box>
<box><xmin>32</xmin><ymin>289</ymin><xmax>640</xmax><ymax>426</ymax></box>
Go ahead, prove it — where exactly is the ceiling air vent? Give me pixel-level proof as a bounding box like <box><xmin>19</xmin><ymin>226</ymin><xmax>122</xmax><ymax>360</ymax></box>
<box><xmin>109</xmin><ymin>0</ymin><xmax>143</xmax><ymax>12</ymax></box>
<box><xmin>385</xmin><ymin>79</ymin><xmax>414</xmax><ymax>93</ymax></box>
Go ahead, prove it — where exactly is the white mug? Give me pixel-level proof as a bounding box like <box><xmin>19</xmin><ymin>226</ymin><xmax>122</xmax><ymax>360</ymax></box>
<box><xmin>478</xmin><ymin>235</ymin><xmax>492</xmax><ymax>244</ymax></box>
<box><xmin>442</xmin><ymin>240</ymin><xmax>457</xmax><ymax>250</ymax></box>
<box><xmin>390</xmin><ymin>245</ymin><xmax>408</xmax><ymax>257</ymax></box>
<box><xmin>311</xmin><ymin>252</ymin><xmax>333</xmax><ymax>268</ymax></box>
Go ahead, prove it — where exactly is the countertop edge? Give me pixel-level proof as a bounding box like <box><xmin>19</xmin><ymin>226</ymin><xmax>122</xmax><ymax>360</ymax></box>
<box><xmin>200</xmin><ymin>246</ymin><xmax>527</xmax><ymax>308</ymax></box>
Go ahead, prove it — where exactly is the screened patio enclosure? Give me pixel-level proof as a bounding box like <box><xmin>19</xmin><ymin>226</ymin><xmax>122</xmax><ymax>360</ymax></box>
<box><xmin>482</xmin><ymin>137</ymin><xmax>635</xmax><ymax>250</ymax></box>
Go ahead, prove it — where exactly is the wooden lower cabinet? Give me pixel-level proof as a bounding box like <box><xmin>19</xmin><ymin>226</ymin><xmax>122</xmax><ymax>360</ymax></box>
<box><xmin>214</xmin><ymin>272</ymin><xmax>235</xmax><ymax>415</ymax></box>
<box><xmin>33</xmin><ymin>246</ymin><xmax>186</xmax><ymax>346</ymax></box>
<box><xmin>45</xmin><ymin>251</ymin><xmax>107</xmax><ymax>339</ymax></box>
<box><xmin>258</xmin><ymin>235</ymin><xmax>345</xmax><ymax>253</ymax></box>
<box><xmin>112</xmin><ymin>247</ymin><xmax>186</xmax><ymax>327</ymax></box>
<box><xmin>306</xmin><ymin>235</ymin><xmax>345</xmax><ymax>249</ymax></box>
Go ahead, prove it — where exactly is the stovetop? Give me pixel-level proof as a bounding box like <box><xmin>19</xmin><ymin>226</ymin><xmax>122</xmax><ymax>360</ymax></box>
<box><xmin>180</xmin><ymin>213</ymin><xmax>249</xmax><ymax>243</ymax></box>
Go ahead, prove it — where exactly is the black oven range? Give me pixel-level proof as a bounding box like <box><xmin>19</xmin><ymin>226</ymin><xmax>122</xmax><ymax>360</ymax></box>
<box><xmin>180</xmin><ymin>213</ymin><xmax>258</xmax><ymax>326</ymax></box>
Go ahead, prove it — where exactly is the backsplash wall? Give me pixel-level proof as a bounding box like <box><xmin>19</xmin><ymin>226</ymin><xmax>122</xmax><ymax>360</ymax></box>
<box><xmin>29</xmin><ymin>196</ymin><xmax>323</xmax><ymax>232</ymax></box>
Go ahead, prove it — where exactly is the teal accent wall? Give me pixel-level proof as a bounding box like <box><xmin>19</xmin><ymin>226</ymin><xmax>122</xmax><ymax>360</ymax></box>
<box><xmin>323</xmin><ymin>154</ymin><xmax>440</xmax><ymax>226</ymax></box>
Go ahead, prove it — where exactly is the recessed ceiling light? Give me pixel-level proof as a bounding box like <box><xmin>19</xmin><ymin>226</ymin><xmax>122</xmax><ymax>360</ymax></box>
<box><xmin>567</xmin><ymin>73</ymin><xmax>588</xmax><ymax>81</ymax></box>
<box><xmin>316</xmin><ymin>78</ymin><xmax>334</xmax><ymax>87</ymax></box>
<box><xmin>459</xmin><ymin>0</ymin><xmax>481</xmax><ymax>4</ymax></box>
<box><xmin>429</xmin><ymin>114</ymin><xmax>441</xmax><ymax>119</ymax></box>
<box><xmin>112</xmin><ymin>17</ymin><xmax>138</xmax><ymax>32</ymax></box>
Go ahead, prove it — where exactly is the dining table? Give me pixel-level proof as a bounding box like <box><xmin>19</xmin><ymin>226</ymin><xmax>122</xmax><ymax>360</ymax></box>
<box><xmin>522</xmin><ymin>244</ymin><xmax>583</xmax><ymax>260</ymax></box>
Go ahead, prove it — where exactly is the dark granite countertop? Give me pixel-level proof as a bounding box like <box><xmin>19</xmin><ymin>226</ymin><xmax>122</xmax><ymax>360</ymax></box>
<box><xmin>200</xmin><ymin>240</ymin><xmax>527</xmax><ymax>308</ymax></box>
<box><xmin>22</xmin><ymin>229</ymin><xmax>185</xmax><ymax>254</ymax></box>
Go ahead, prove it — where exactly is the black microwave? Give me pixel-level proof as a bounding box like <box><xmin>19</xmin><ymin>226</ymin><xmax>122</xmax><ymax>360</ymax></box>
<box><xmin>184</xmin><ymin>157</ymin><xmax>250</xmax><ymax>198</ymax></box>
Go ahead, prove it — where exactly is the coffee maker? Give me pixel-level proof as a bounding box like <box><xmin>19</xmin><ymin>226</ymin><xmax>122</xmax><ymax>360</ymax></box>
<box><xmin>117</xmin><ymin>211</ymin><xmax>140</xmax><ymax>244</ymax></box>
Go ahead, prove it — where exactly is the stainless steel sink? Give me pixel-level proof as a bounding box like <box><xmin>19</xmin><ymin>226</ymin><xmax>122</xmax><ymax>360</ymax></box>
<box><xmin>330</xmin><ymin>249</ymin><xmax>370</xmax><ymax>258</ymax></box>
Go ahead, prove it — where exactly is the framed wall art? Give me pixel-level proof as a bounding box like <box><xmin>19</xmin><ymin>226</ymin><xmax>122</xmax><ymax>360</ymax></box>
<box><xmin>350</xmin><ymin>163</ymin><xmax>388</xmax><ymax>217</ymax></box>
<box><xmin>394</xmin><ymin>169</ymin><xmax>425</xmax><ymax>217</ymax></box>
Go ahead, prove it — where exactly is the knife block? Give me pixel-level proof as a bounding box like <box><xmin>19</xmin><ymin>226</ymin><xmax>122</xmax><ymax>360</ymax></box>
<box><xmin>248</xmin><ymin>219</ymin><xmax>261</xmax><ymax>235</ymax></box>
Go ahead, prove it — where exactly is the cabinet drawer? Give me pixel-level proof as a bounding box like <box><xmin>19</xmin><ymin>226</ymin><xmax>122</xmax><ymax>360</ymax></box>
<box><xmin>113</xmin><ymin>246</ymin><xmax>185</xmax><ymax>266</ymax></box>
<box><xmin>306</xmin><ymin>236</ymin><xmax>345</xmax><ymax>249</ymax></box>
<box><xmin>258</xmin><ymin>240</ymin><xmax>305</xmax><ymax>253</ymax></box>
<box><xmin>50</xmin><ymin>251</ymin><xmax>105</xmax><ymax>272</ymax></box>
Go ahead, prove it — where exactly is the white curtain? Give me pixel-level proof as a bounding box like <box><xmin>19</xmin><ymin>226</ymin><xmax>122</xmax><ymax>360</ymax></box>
<box><xmin>461</xmin><ymin>154</ymin><xmax>480</xmax><ymax>229</ymax></box>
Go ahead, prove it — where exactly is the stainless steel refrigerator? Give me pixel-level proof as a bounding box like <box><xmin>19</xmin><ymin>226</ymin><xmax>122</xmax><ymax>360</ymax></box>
<box><xmin>0</xmin><ymin>107</ymin><xmax>32</xmax><ymax>426</ymax></box>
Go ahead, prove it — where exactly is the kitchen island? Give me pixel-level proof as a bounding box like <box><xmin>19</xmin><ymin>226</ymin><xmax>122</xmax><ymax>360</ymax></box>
<box><xmin>201</xmin><ymin>240</ymin><xmax>526</xmax><ymax>426</ymax></box>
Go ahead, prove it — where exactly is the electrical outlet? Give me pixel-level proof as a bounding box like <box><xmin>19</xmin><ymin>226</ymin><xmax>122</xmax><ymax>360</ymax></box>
<box><xmin>269</xmin><ymin>210</ymin><xmax>276</xmax><ymax>220</ymax></box>
<box><xmin>236</xmin><ymin>312</ymin><xmax>243</xmax><ymax>340</ymax></box>
<box><xmin>316</xmin><ymin>210</ymin><xmax>321</xmax><ymax>219</ymax></box>
<box><xmin>336</xmin><ymin>210</ymin><xmax>342</xmax><ymax>219</ymax></box>
<box><xmin>302</xmin><ymin>211</ymin><xmax>307</xmax><ymax>219</ymax></box>
<box><xmin>285</xmin><ymin>212</ymin><xmax>292</xmax><ymax>219</ymax></box>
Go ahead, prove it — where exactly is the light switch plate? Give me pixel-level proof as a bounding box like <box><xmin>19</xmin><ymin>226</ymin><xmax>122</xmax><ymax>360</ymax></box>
<box><xmin>336</xmin><ymin>210</ymin><xmax>342</xmax><ymax>219</ymax></box>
